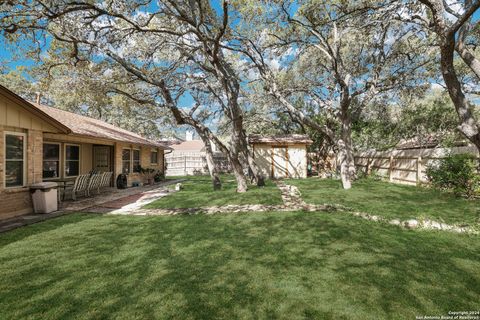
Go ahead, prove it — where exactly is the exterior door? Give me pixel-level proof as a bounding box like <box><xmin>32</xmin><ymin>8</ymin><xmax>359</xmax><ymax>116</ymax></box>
<box><xmin>272</xmin><ymin>147</ymin><xmax>288</xmax><ymax>178</ymax></box>
<box><xmin>93</xmin><ymin>146</ymin><xmax>112</xmax><ymax>173</ymax></box>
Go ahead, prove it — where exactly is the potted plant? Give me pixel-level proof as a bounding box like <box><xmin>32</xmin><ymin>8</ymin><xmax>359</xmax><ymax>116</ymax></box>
<box><xmin>154</xmin><ymin>170</ymin><xmax>165</xmax><ymax>183</ymax></box>
<box><xmin>140</xmin><ymin>167</ymin><xmax>156</xmax><ymax>185</ymax></box>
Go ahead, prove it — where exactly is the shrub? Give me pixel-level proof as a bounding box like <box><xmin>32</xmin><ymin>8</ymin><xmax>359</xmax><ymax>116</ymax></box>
<box><xmin>426</xmin><ymin>153</ymin><xmax>480</xmax><ymax>198</ymax></box>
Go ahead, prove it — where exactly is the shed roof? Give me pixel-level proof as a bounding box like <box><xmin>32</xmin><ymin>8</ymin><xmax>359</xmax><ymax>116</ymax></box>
<box><xmin>248</xmin><ymin>134</ymin><xmax>313</xmax><ymax>145</ymax></box>
<box><xmin>33</xmin><ymin>103</ymin><xmax>168</xmax><ymax>149</ymax></box>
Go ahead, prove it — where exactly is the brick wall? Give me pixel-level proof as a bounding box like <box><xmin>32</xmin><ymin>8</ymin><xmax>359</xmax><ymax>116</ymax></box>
<box><xmin>113</xmin><ymin>143</ymin><xmax>165</xmax><ymax>187</ymax></box>
<box><xmin>27</xmin><ymin>129</ymin><xmax>43</xmax><ymax>184</ymax></box>
<box><xmin>0</xmin><ymin>189</ymin><xmax>32</xmax><ymax>219</ymax></box>
<box><xmin>0</xmin><ymin>127</ymin><xmax>44</xmax><ymax>219</ymax></box>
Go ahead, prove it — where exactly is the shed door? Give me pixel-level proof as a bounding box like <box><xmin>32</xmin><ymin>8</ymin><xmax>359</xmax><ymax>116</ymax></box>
<box><xmin>272</xmin><ymin>147</ymin><xmax>288</xmax><ymax>178</ymax></box>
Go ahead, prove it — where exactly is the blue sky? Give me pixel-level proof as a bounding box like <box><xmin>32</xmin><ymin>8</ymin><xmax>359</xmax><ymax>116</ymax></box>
<box><xmin>0</xmin><ymin>1</ymin><xmax>230</xmax><ymax>109</ymax></box>
<box><xmin>1</xmin><ymin>2</ymin><xmax>479</xmax><ymax>109</ymax></box>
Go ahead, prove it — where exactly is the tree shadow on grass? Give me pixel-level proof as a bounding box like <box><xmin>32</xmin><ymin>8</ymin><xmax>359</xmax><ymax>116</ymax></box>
<box><xmin>0</xmin><ymin>212</ymin><xmax>478</xmax><ymax>319</ymax></box>
<box><xmin>0</xmin><ymin>213</ymin><xmax>99</xmax><ymax>247</ymax></box>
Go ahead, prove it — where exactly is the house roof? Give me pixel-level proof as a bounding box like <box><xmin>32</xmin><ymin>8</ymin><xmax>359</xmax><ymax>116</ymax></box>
<box><xmin>0</xmin><ymin>84</ymin><xmax>71</xmax><ymax>134</ymax></box>
<box><xmin>248</xmin><ymin>134</ymin><xmax>313</xmax><ymax>145</ymax></box>
<box><xmin>395</xmin><ymin>134</ymin><xmax>468</xmax><ymax>150</ymax></box>
<box><xmin>396</xmin><ymin>136</ymin><xmax>440</xmax><ymax>150</ymax></box>
<box><xmin>170</xmin><ymin>140</ymin><xmax>205</xmax><ymax>152</ymax></box>
<box><xmin>32</xmin><ymin>103</ymin><xmax>169</xmax><ymax>149</ymax></box>
<box><xmin>1</xmin><ymin>84</ymin><xmax>169</xmax><ymax>149</ymax></box>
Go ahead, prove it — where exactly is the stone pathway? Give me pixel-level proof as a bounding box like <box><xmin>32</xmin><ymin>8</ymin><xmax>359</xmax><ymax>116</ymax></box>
<box><xmin>2</xmin><ymin>178</ymin><xmax>476</xmax><ymax>235</ymax></box>
<box><xmin>109</xmin><ymin>179</ymin><xmax>329</xmax><ymax>216</ymax></box>
<box><xmin>275</xmin><ymin>180</ymin><xmax>307</xmax><ymax>208</ymax></box>
<box><xmin>121</xmin><ymin>179</ymin><xmax>477</xmax><ymax>235</ymax></box>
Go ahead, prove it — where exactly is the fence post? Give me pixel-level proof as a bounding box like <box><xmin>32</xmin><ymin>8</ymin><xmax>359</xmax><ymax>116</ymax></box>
<box><xmin>416</xmin><ymin>156</ymin><xmax>422</xmax><ymax>186</ymax></box>
<box><xmin>184</xmin><ymin>155</ymin><xmax>187</xmax><ymax>176</ymax></box>
<box><xmin>389</xmin><ymin>156</ymin><xmax>394</xmax><ymax>182</ymax></box>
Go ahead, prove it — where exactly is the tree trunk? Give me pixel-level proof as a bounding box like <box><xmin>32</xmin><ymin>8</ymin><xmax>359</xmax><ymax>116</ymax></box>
<box><xmin>229</xmin><ymin>154</ymin><xmax>249</xmax><ymax>192</ymax></box>
<box><xmin>440</xmin><ymin>36</ymin><xmax>480</xmax><ymax>151</ymax></box>
<box><xmin>336</xmin><ymin>139</ymin><xmax>352</xmax><ymax>190</ymax></box>
<box><xmin>196</xmin><ymin>129</ymin><xmax>222</xmax><ymax>190</ymax></box>
<box><xmin>237</xmin><ymin>129</ymin><xmax>265</xmax><ymax>186</ymax></box>
<box><xmin>337</xmin><ymin>79</ymin><xmax>356</xmax><ymax>190</ymax></box>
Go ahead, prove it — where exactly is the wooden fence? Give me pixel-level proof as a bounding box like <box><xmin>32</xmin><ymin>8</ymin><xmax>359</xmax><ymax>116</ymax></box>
<box><xmin>165</xmin><ymin>152</ymin><xmax>231</xmax><ymax>176</ymax></box>
<box><xmin>354</xmin><ymin>146</ymin><xmax>479</xmax><ymax>185</ymax></box>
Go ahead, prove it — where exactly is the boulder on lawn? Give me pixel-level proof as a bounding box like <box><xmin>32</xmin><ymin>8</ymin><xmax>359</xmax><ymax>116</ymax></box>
<box><xmin>175</xmin><ymin>183</ymin><xmax>184</xmax><ymax>191</ymax></box>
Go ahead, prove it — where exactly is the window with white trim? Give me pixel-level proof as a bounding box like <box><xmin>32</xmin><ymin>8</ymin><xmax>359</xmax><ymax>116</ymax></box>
<box><xmin>151</xmin><ymin>149</ymin><xmax>158</xmax><ymax>164</ymax></box>
<box><xmin>122</xmin><ymin>149</ymin><xmax>131</xmax><ymax>174</ymax></box>
<box><xmin>65</xmin><ymin>144</ymin><xmax>80</xmax><ymax>177</ymax></box>
<box><xmin>133</xmin><ymin>149</ymin><xmax>141</xmax><ymax>173</ymax></box>
<box><xmin>122</xmin><ymin>148</ymin><xmax>142</xmax><ymax>174</ymax></box>
<box><xmin>43</xmin><ymin>143</ymin><xmax>60</xmax><ymax>179</ymax></box>
<box><xmin>5</xmin><ymin>133</ymin><xmax>26</xmax><ymax>188</ymax></box>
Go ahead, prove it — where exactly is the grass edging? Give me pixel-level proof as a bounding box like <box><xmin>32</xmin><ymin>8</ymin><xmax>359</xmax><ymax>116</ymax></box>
<box><xmin>322</xmin><ymin>203</ymin><xmax>479</xmax><ymax>234</ymax></box>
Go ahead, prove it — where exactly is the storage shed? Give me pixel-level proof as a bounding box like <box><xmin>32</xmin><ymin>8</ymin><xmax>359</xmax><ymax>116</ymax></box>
<box><xmin>249</xmin><ymin>134</ymin><xmax>313</xmax><ymax>179</ymax></box>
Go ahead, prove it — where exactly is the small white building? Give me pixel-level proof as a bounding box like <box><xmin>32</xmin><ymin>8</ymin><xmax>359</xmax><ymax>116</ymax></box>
<box><xmin>249</xmin><ymin>134</ymin><xmax>313</xmax><ymax>179</ymax></box>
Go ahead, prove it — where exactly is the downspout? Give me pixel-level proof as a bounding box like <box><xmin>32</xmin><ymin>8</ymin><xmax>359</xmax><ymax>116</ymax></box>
<box><xmin>163</xmin><ymin>148</ymin><xmax>173</xmax><ymax>176</ymax></box>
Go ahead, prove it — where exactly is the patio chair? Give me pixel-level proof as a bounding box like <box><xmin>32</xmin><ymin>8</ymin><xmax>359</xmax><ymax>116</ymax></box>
<box><xmin>100</xmin><ymin>172</ymin><xmax>113</xmax><ymax>190</ymax></box>
<box><xmin>87</xmin><ymin>173</ymin><xmax>103</xmax><ymax>196</ymax></box>
<box><xmin>102</xmin><ymin>172</ymin><xmax>113</xmax><ymax>187</ymax></box>
<box><xmin>67</xmin><ymin>174</ymin><xmax>90</xmax><ymax>201</ymax></box>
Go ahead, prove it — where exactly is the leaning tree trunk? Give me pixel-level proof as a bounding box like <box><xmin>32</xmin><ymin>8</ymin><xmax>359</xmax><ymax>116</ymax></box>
<box><xmin>238</xmin><ymin>129</ymin><xmax>265</xmax><ymax>187</ymax></box>
<box><xmin>440</xmin><ymin>36</ymin><xmax>480</xmax><ymax>151</ymax></box>
<box><xmin>196</xmin><ymin>129</ymin><xmax>222</xmax><ymax>190</ymax></box>
<box><xmin>229</xmin><ymin>153</ymin><xmax>249</xmax><ymax>192</ymax></box>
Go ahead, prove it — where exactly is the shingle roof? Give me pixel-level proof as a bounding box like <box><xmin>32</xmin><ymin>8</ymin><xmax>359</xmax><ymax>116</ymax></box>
<box><xmin>170</xmin><ymin>140</ymin><xmax>205</xmax><ymax>152</ymax></box>
<box><xmin>395</xmin><ymin>134</ymin><xmax>468</xmax><ymax>150</ymax></box>
<box><xmin>33</xmin><ymin>103</ymin><xmax>169</xmax><ymax>149</ymax></box>
<box><xmin>248</xmin><ymin>134</ymin><xmax>313</xmax><ymax>145</ymax></box>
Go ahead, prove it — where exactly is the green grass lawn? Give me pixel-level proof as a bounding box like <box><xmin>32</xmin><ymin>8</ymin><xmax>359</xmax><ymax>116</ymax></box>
<box><xmin>0</xmin><ymin>212</ymin><xmax>478</xmax><ymax>319</ymax></box>
<box><xmin>145</xmin><ymin>175</ymin><xmax>283</xmax><ymax>209</ymax></box>
<box><xmin>288</xmin><ymin>178</ymin><xmax>480</xmax><ymax>225</ymax></box>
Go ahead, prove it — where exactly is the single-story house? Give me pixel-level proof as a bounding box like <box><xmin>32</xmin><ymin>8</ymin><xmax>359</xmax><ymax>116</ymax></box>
<box><xmin>0</xmin><ymin>84</ymin><xmax>168</xmax><ymax>220</ymax></box>
<box><xmin>249</xmin><ymin>134</ymin><xmax>313</xmax><ymax>179</ymax></box>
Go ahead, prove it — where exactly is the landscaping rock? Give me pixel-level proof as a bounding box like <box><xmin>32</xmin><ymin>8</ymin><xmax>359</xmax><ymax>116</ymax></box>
<box><xmin>422</xmin><ymin>219</ymin><xmax>443</xmax><ymax>230</ymax></box>
<box><xmin>404</xmin><ymin>219</ymin><xmax>419</xmax><ymax>229</ymax></box>
<box><xmin>175</xmin><ymin>183</ymin><xmax>183</xmax><ymax>191</ymax></box>
<box><xmin>389</xmin><ymin>219</ymin><xmax>401</xmax><ymax>226</ymax></box>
